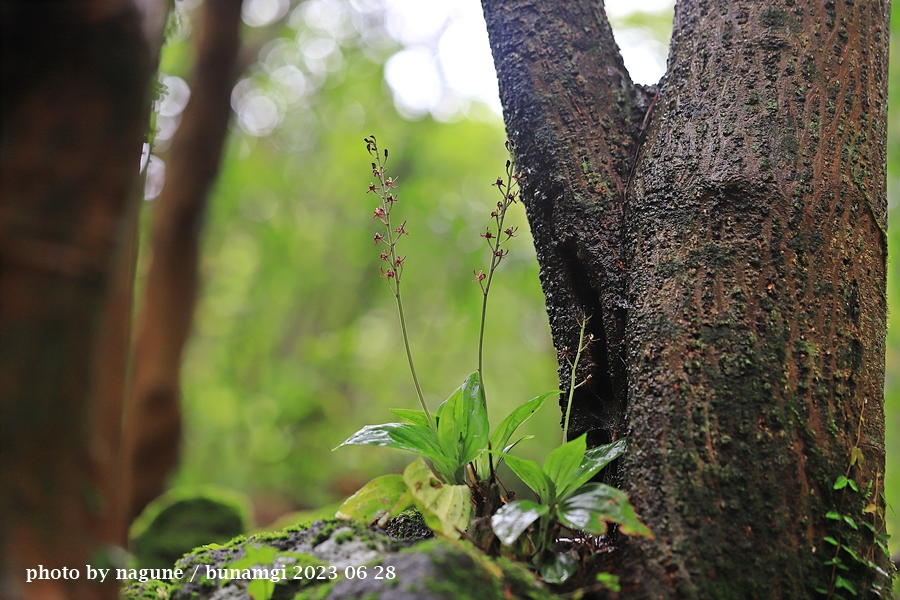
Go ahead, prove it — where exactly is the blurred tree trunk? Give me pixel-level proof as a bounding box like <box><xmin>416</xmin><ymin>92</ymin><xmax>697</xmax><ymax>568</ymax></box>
<box><xmin>0</xmin><ymin>1</ymin><xmax>152</xmax><ymax>598</ymax></box>
<box><xmin>124</xmin><ymin>0</ymin><xmax>244</xmax><ymax>524</ymax></box>
<box><xmin>482</xmin><ymin>0</ymin><xmax>892</xmax><ymax>597</ymax></box>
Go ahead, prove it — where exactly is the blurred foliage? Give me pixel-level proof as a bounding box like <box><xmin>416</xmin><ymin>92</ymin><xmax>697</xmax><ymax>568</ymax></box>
<box><xmin>151</xmin><ymin>0</ymin><xmax>561</xmax><ymax>525</ymax></box>
<box><xmin>143</xmin><ymin>0</ymin><xmax>898</xmax><ymax>555</ymax></box>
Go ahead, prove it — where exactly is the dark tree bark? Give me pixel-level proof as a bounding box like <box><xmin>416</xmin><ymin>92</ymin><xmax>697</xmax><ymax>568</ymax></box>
<box><xmin>0</xmin><ymin>1</ymin><xmax>152</xmax><ymax>598</ymax></box>
<box><xmin>124</xmin><ymin>0</ymin><xmax>244</xmax><ymax>524</ymax></box>
<box><xmin>482</xmin><ymin>0</ymin><xmax>891</xmax><ymax>598</ymax></box>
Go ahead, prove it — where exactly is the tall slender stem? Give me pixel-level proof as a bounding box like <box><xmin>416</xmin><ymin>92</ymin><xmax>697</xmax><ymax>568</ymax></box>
<box><xmin>394</xmin><ymin>282</ymin><xmax>432</xmax><ymax>429</ymax></box>
<box><xmin>476</xmin><ymin>208</ymin><xmax>507</xmax><ymax>377</ymax></box>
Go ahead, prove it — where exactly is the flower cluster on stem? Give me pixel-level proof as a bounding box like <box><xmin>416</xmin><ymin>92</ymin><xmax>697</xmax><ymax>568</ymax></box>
<box><xmin>365</xmin><ymin>135</ymin><xmax>434</xmax><ymax>429</ymax></box>
<box><xmin>475</xmin><ymin>140</ymin><xmax>522</xmax><ymax>380</ymax></box>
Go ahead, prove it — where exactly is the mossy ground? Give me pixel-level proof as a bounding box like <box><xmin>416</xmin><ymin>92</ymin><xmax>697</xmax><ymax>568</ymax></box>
<box><xmin>120</xmin><ymin>518</ymin><xmax>555</xmax><ymax>600</ymax></box>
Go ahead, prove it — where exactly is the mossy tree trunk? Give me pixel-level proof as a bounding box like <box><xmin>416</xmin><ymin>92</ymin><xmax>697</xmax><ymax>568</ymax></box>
<box><xmin>0</xmin><ymin>1</ymin><xmax>152</xmax><ymax>598</ymax></box>
<box><xmin>481</xmin><ymin>1</ymin><xmax>891</xmax><ymax>597</ymax></box>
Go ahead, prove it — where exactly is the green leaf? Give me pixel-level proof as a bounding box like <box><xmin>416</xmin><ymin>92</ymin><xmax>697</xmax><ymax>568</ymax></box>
<box><xmin>478</xmin><ymin>435</ymin><xmax>534</xmax><ymax>476</ymax></box>
<box><xmin>834</xmin><ymin>575</ymin><xmax>857</xmax><ymax>595</ymax></box>
<box><xmin>846</xmin><ymin>479</ymin><xmax>858</xmax><ymax>492</ymax></box>
<box><xmin>248</xmin><ymin>578</ymin><xmax>275</xmax><ymax>600</ymax></box>
<box><xmin>556</xmin><ymin>438</ymin><xmax>627</xmax><ymax>500</ymax></box>
<box><xmin>544</xmin><ymin>434</ymin><xmax>587</xmax><ymax>493</ymax></box>
<box><xmin>458</xmin><ymin>372</ymin><xmax>489</xmax><ymax>465</ymax></box>
<box><xmin>335</xmin><ymin>423</ymin><xmax>454</xmax><ymax>479</ymax></box>
<box><xmin>220</xmin><ymin>544</ymin><xmax>281</xmax><ymax>600</ymax></box>
<box><xmin>335</xmin><ymin>474</ymin><xmax>412</xmax><ymax>525</ymax></box>
<box><xmin>595</xmin><ymin>573</ymin><xmax>621</xmax><ymax>593</ymax></box>
<box><xmin>390</xmin><ymin>409</ymin><xmax>431</xmax><ymax>428</ymax></box>
<box><xmin>435</xmin><ymin>372</ymin><xmax>489</xmax><ymax>477</ymax></box>
<box><xmin>842</xmin><ymin>515</ymin><xmax>858</xmax><ymax>530</ymax></box>
<box><xmin>849</xmin><ymin>446</ymin><xmax>863</xmax><ymax>467</ymax></box>
<box><xmin>503</xmin><ymin>435</ymin><xmax>533</xmax><ymax>454</ymax></box>
<box><xmin>842</xmin><ymin>545</ymin><xmax>861</xmax><ymax>563</ymax></box>
<box><xmin>826</xmin><ymin>511</ymin><xmax>841</xmax><ymax>520</ymax></box>
<box><xmin>490</xmin><ymin>499</ymin><xmax>549</xmax><ymax>546</ymax></box>
<box><xmin>558</xmin><ymin>483</ymin><xmax>652</xmax><ymax>537</ymax></box>
<box><xmin>834</xmin><ymin>476</ymin><xmax>849</xmax><ymax>490</ymax></box>
<box><xmin>539</xmin><ymin>551</ymin><xmax>578</xmax><ymax>584</ymax></box>
<box><xmin>403</xmin><ymin>458</ymin><xmax>471</xmax><ymax>540</ymax></box>
<box><xmin>502</xmin><ymin>453</ymin><xmax>554</xmax><ymax>503</ymax></box>
<box><xmin>870</xmin><ymin>564</ymin><xmax>890</xmax><ymax>578</ymax></box>
<box><xmin>824</xmin><ymin>536</ymin><xmax>839</xmax><ymax>546</ymax></box>
<box><xmin>476</xmin><ymin>391</ymin><xmax>557</xmax><ymax>476</ymax></box>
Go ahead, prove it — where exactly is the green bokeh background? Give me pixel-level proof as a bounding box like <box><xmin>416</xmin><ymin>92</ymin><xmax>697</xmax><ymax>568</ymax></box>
<box><xmin>145</xmin><ymin>0</ymin><xmax>898</xmax><ymax>554</ymax></box>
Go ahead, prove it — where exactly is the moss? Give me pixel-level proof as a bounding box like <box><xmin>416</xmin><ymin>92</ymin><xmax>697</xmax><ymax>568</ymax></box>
<box><xmin>120</xmin><ymin>580</ymin><xmax>172</xmax><ymax>600</ymax></box>
<box><xmin>333</xmin><ymin>531</ymin><xmax>354</xmax><ymax>545</ymax></box>
<box><xmin>120</xmin><ymin>520</ymin><xmax>405</xmax><ymax>600</ymax></box>
<box><xmin>129</xmin><ymin>489</ymin><xmax>250</xmax><ymax>571</ymax></box>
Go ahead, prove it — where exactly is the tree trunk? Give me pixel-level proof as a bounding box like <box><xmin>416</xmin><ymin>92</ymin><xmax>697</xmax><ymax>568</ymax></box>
<box><xmin>482</xmin><ymin>0</ymin><xmax>892</xmax><ymax>597</ymax></box>
<box><xmin>124</xmin><ymin>0</ymin><xmax>244</xmax><ymax>524</ymax></box>
<box><xmin>0</xmin><ymin>2</ymin><xmax>151</xmax><ymax>598</ymax></box>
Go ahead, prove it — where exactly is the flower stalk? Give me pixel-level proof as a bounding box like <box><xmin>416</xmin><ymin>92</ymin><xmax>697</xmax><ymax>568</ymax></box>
<box><xmin>476</xmin><ymin>140</ymin><xmax>521</xmax><ymax>382</ymax></box>
<box><xmin>365</xmin><ymin>135</ymin><xmax>434</xmax><ymax>430</ymax></box>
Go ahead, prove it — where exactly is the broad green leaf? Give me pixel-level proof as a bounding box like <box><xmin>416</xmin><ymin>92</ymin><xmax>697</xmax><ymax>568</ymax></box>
<box><xmin>434</xmin><ymin>373</ymin><xmax>489</xmax><ymax>481</ymax></box>
<box><xmin>824</xmin><ymin>536</ymin><xmax>839</xmax><ymax>546</ymax></box>
<box><xmin>490</xmin><ymin>499</ymin><xmax>549</xmax><ymax>546</ymax></box>
<box><xmin>436</xmin><ymin>386</ymin><xmax>465</xmax><ymax>468</ymax></box>
<box><xmin>544</xmin><ymin>434</ymin><xmax>586</xmax><ymax>492</ymax></box>
<box><xmin>475</xmin><ymin>391</ymin><xmax>558</xmax><ymax>476</ymax></box>
<box><xmin>558</xmin><ymin>483</ymin><xmax>652</xmax><ymax>537</ymax></box>
<box><xmin>825</xmin><ymin>511</ymin><xmax>841</xmax><ymax>520</ymax></box>
<box><xmin>557</xmin><ymin>438</ymin><xmax>626</xmax><ymax>500</ymax></box>
<box><xmin>842</xmin><ymin>515</ymin><xmax>858</xmax><ymax>530</ymax></box>
<box><xmin>403</xmin><ymin>458</ymin><xmax>471</xmax><ymax>539</ymax></box>
<box><xmin>335</xmin><ymin>423</ymin><xmax>455</xmax><ymax>481</ymax></box>
<box><xmin>539</xmin><ymin>551</ymin><xmax>578</xmax><ymax>584</ymax></box>
<box><xmin>335</xmin><ymin>474</ymin><xmax>412</xmax><ymax>525</ymax></box>
<box><xmin>502</xmin><ymin>453</ymin><xmax>554</xmax><ymax>503</ymax></box>
<box><xmin>458</xmin><ymin>372</ymin><xmax>489</xmax><ymax>465</ymax></box>
<box><xmin>390</xmin><ymin>409</ymin><xmax>431</xmax><ymax>428</ymax></box>
<box><xmin>834</xmin><ymin>475</ymin><xmax>849</xmax><ymax>490</ymax></box>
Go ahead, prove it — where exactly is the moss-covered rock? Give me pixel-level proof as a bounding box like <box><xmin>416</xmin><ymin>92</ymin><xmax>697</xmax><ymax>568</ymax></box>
<box><xmin>120</xmin><ymin>519</ymin><xmax>553</xmax><ymax>600</ymax></box>
<box><xmin>310</xmin><ymin>538</ymin><xmax>555</xmax><ymax>600</ymax></box>
<box><xmin>130</xmin><ymin>488</ymin><xmax>251</xmax><ymax>570</ymax></box>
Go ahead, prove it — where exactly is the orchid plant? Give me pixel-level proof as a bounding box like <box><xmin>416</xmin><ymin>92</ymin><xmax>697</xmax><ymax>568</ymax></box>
<box><xmin>334</xmin><ymin>136</ymin><xmax>650</xmax><ymax>585</ymax></box>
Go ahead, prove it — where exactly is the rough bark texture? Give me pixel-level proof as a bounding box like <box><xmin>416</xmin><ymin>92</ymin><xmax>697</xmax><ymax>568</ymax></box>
<box><xmin>0</xmin><ymin>2</ymin><xmax>151</xmax><ymax>598</ymax></box>
<box><xmin>478</xmin><ymin>0</ymin><xmax>654</xmax><ymax>452</ymax></box>
<box><xmin>124</xmin><ymin>0</ymin><xmax>244</xmax><ymax>524</ymax></box>
<box><xmin>482</xmin><ymin>0</ymin><xmax>891</xmax><ymax>598</ymax></box>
